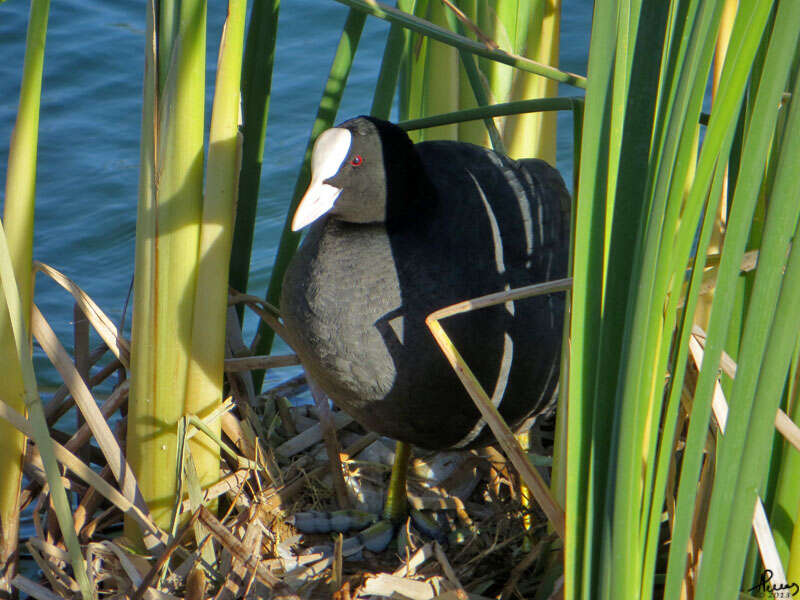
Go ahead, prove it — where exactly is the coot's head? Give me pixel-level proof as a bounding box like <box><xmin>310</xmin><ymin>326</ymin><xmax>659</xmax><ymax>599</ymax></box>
<box><xmin>291</xmin><ymin>116</ymin><xmax>426</xmax><ymax>231</ymax></box>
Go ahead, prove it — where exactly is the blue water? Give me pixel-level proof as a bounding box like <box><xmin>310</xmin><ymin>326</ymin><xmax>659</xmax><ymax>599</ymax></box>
<box><xmin>1</xmin><ymin>1</ymin><xmax>590</xmax><ymax>386</ymax></box>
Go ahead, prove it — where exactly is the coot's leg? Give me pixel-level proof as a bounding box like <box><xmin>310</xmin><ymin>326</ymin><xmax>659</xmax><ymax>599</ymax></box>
<box><xmin>382</xmin><ymin>440</ymin><xmax>410</xmax><ymax>524</ymax></box>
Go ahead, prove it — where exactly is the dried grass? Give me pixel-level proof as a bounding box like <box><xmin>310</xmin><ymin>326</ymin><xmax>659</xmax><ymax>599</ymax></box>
<box><xmin>8</xmin><ymin>283</ymin><xmax>560</xmax><ymax>600</ymax></box>
<box><xmin>13</xmin><ymin>370</ymin><xmax>559</xmax><ymax>599</ymax></box>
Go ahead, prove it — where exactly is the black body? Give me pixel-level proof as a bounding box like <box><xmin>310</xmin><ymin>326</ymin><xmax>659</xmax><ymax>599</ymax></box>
<box><xmin>281</xmin><ymin>117</ymin><xmax>570</xmax><ymax>450</ymax></box>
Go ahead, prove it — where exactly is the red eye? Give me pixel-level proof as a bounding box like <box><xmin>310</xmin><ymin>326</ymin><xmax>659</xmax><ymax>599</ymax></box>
<box><xmin>350</xmin><ymin>154</ymin><xmax>363</xmax><ymax>167</ymax></box>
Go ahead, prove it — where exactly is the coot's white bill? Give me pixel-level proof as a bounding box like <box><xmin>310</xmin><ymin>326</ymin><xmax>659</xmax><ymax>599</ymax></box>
<box><xmin>291</xmin><ymin>128</ymin><xmax>352</xmax><ymax>231</ymax></box>
<box><xmin>291</xmin><ymin>182</ymin><xmax>342</xmax><ymax>231</ymax></box>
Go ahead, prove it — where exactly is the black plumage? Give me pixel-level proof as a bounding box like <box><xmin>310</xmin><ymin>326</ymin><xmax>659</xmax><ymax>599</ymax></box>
<box><xmin>281</xmin><ymin>116</ymin><xmax>569</xmax><ymax>451</ymax></box>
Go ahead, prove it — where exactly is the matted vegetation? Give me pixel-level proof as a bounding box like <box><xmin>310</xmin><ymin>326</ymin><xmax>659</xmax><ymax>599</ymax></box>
<box><xmin>1</xmin><ymin>0</ymin><xmax>800</xmax><ymax>599</ymax></box>
<box><xmin>7</xmin><ymin>289</ymin><xmax>563</xmax><ymax>599</ymax></box>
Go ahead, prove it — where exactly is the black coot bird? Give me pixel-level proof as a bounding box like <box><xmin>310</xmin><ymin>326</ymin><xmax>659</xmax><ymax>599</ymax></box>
<box><xmin>281</xmin><ymin>116</ymin><xmax>569</xmax><ymax>542</ymax></box>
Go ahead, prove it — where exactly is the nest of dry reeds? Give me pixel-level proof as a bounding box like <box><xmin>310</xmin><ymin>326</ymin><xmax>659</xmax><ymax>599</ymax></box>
<box><xmin>15</xmin><ymin>369</ymin><xmax>561</xmax><ymax>600</ymax></box>
<box><xmin>9</xmin><ymin>283</ymin><xmax>562</xmax><ymax>600</ymax></box>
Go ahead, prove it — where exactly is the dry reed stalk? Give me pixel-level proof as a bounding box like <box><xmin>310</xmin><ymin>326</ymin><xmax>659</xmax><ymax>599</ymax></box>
<box><xmin>10</xmin><ymin>574</ymin><xmax>64</xmax><ymax>600</ymax></box>
<box><xmin>43</xmin><ymin>346</ymin><xmax>116</xmax><ymax>425</ymax></box>
<box><xmin>73</xmin><ymin>464</ymin><xmax>112</xmax><ymax>538</ymax></box>
<box><xmin>225</xmin><ymin>354</ymin><xmax>300</xmax><ymax>372</ymax></box>
<box><xmin>32</xmin><ymin>305</ymin><xmax>146</xmax><ymax>512</ymax></box>
<box><xmin>309</xmin><ymin>380</ymin><xmax>351</xmax><ymax>510</ymax></box>
<box><xmin>426</xmin><ymin>278</ymin><xmax>572</xmax><ymax>540</ymax></box>
<box><xmin>275</xmin><ymin>411</ymin><xmax>354</xmax><ymax>459</ymax></box>
<box><xmin>197</xmin><ymin>507</ymin><xmax>292</xmax><ymax>593</ymax></box>
<box><xmin>35</xmin><ymin>261</ymin><xmax>130</xmax><ymax>367</ymax></box>
<box><xmin>499</xmin><ymin>540</ymin><xmax>545</xmax><ymax>600</ymax></box>
<box><xmin>692</xmin><ymin>325</ymin><xmax>800</xmax><ymax>450</ymax></box>
<box><xmin>0</xmin><ymin>399</ymin><xmax>167</xmax><ymax>550</ymax></box>
<box><xmin>435</xmin><ymin>541</ymin><xmax>468</xmax><ymax>597</ymax></box>
<box><xmin>276</xmin><ymin>398</ymin><xmax>298</xmax><ymax>437</ymax></box>
<box><xmin>215</xmin><ymin>510</ymin><xmax>263</xmax><ymax>600</ymax></box>
<box><xmin>261</xmin><ymin>432</ymin><xmax>381</xmax><ymax>512</ymax></box>
<box><xmin>332</xmin><ymin>532</ymin><xmax>344</xmax><ymax>590</ymax></box>
<box><xmin>228</xmin><ymin>290</ymin><xmax>291</xmax><ymax>347</ymax></box>
<box><xmin>73</xmin><ymin>302</ymin><xmax>90</xmax><ymax>466</ymax></box>
<box><xmin>686</xmin><ymin>328</ymin><xmax>796</xmax><ymax>592</ymax></box>
<box><xmin>131</xmin><ymin>510</ymin><xmax>201</xmax><ymax>600</ymax></box>
<box><xmin>439</xmin><ymin>0</ymin><xmax>498</xmax><ymax>49</ymax></box>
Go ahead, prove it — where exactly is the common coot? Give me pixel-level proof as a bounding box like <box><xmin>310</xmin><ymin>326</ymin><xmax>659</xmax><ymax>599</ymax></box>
<box><xmin>281</xmin><ymin>116</ymin><xmax>569</xmax><ymax>540</ymax></box>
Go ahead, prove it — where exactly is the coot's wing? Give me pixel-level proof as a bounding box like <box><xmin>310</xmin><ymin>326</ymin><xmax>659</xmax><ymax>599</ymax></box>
<box><xmin>393</xmin><ymin>143</ymin><xmax>569</xmax><ymax>447</ymax></box>
<box><xmin>516</xmin><ymin>158</ymin><xmax>571</xmax><ymax>253</ymax></box>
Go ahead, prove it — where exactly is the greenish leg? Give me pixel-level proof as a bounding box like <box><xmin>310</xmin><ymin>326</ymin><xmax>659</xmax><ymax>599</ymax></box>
<box><xmin>382</xmin><ymin>441</ymin><xmax>411</xmax><ymax>524</ymax></box>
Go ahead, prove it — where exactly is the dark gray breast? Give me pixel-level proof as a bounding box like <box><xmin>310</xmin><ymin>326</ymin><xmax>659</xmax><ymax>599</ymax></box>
<box><xmin>281</xmin><ymin>140</ymin><xmax>569</xmax><ymax>450</ymax></box>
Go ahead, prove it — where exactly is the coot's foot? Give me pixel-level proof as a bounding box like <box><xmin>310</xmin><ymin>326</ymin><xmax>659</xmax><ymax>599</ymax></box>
<box><xmin>287</xmin><ymin>441</ymin><xmax>463</xmax><ymax>554</ymax></box>
<box><xmin>287</xmin><ymin>508</ymin><xmax>448</xmax><ymax>554</ymax></box>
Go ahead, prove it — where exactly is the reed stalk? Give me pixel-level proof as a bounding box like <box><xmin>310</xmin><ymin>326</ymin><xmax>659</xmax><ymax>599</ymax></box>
<box><xmin>335</xmin><ymin>0</ymin><xmax>585</xmax><ymax>87</ymax></box>
<box><xmin>504</xmin><ymin>0</ymin><xmax>560</xmax><ymax>162</ymax></box>
<box><xmin>126</xmin><ymin>0</ymin><xmax>208</xmax><ymax>535</ymax></box>
<box><xmin>0</xmin><ymin>0</ymin><xmax>49</xmax><ymax>588</ymax></box>
<box><xmin>371</xmin><ymin>0</ymin><xmax>416</xmax><ymax>120</ymax></box>
<box><xmin>184</xmin><ymin>0</ymin><xmax>247</xmax><ymax>513</ymax></box>
<box><xmin>229</xmin><ymin>0</ymin><xmax>280</xmax><ymax>315</ymax></box>
<box><xmin>251</xmin><ymin>9</ymin><xmax>367</xmax><ymax>387</ymax></box>
<box><xmin>1</xmin><ymin>187</ymin><xmax>93</xmax><ymax>600</ymax></box>
<box><xmin>409</xmin><ymin>0</ymin><xmax>460</xmax><ymax>141</ymax></box>
<box><xmin>398</xmin><ymin>0</ymin><xmax>561</xmax><ymax>157</ymax></box>
<box><xmin>564</xmin><ymin>0</ymin><xmax>800</xmax><ymax>597</ymax></box>
<box><xmin>456</xmin><ymin>0</ymin><xmax>561</xmax><ymax>161</ymax></box>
